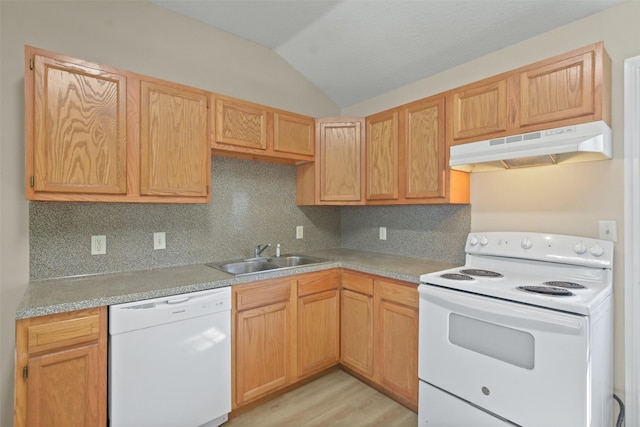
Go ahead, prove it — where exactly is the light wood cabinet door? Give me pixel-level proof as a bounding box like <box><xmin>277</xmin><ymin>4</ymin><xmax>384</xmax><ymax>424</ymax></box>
<box><xmin>340</xmin><ymin>289</ymin><xmax>374</xmax><ymax>377</ymax></box>
<box><xmin>274</xmin><ymin>112</ymin><xmax>314</xmax><ymax>156</ymax></box>
<box><xmin>30</xmin><ymin>53</ymin><xmax>127</xmax><ymax>195</ymax></box>
<box><xmin>403</xmin><ymin>97</ymin><xmax>446</xmax><ymax>199</ymax></box>
<box><xmin>140</xmin><ymin>81</ymin><xmax>209</xmax><ymax>198</ymax></box>
<box><xmin>297</xmin><ymin>289</ymin><xmax>340</xmax><ymax>377</ymax></box>
<box><xmin>451</xmin><ymin>79</ymin><xmax>507</xmax><ymax>141</ymax></box>
<box><xmin>519</xmin><ymin>51</ymin><xmax>595</xmax><ymax>127</ymax></box>
<box><xmin>366</xmin><ymin>110</ymin><xmax>399</xmax><ymax>201</ymax></box>
<box><xmin>375</xmin><ymin>280</ymin><xmax>418</xmax><ymax>409</ymax></box>
<box><xmin>318</xmin><ymin>118</ymin><xmax>365</xmax><ymax>203</ymax></box>
<box><xmin>214</xmin><ymin>95</ymin><xmax>268</xmax><ymax>151</ymax></box>
<box><xmin>14</xmin><ymin>307</ymin><xmax>107</xmax><ymax>427</ymax></box>
<box><xmin>235</xmin><ymin>301</ymin><xmax>291</xmax><ymax>406</ymax></box>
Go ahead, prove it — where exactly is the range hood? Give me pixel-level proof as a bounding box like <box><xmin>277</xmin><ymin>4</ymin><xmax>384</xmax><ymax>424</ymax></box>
<box><xmin>450</xmin><ymin>121</ymin><xmax>612</xmax><ymax>172</ymax></box>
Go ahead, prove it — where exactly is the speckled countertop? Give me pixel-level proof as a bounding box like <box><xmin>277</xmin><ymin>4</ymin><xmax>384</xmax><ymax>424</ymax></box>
<box><xmin>16</xmin><ymin>248</ymin><xmax>459</xmax><ymax>319</ymax></box>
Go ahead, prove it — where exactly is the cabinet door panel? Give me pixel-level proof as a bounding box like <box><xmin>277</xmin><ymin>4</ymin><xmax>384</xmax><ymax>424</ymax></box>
<box><xmin>274</xmin><ymin>113</ymin><xmax>314</xmax><ymax>156</ymax></box>
<box><xmin>319</xmin><ymin>120</ymin><xmax>364</xmax><ymax>202</ymax></box>
<box><xmin>33</xmin><ymin>55</ymin><xmax>127</xmax><ymax>194</ymax></box>
<box><xmin>27</xmin><ymin>344</ymin><xmax>103</xmax><ymax>427</ymax></box>
<box><xmin>140</xmin><ymin>81</ymin><xmax>209</xmax><ymax>197</ymax></box>
<box><xmin>405</xmin><ymin>98</ymin><xmax>445</xmax><ymax>199</ymax></box>
<box><xmin>377</xmin><ymin>299</ymin><xmax>418</xmax><ymax>405</ymax></box>
<box><xmin>520</xmin><ymin>52</ymin><xmax>594</xmax><ymax>126</ymax></box>
<box><xmin>367</xmin><ymin>111</ymin><xmax>399</xmax><ymax>200</ymax></box>
<box><xmin>215</xmin><ymin>96</ymin><xmax>267</xmax><ymax>150</ymax></box>
<box><xmin>297</xmin><ymin>290</ymin><xmax>339</xmax><ymax>377</ymax></box>
<box><xmin>341</xmin><ymin>289</ymin><xmax>374</xmax><ymax>376</ymax></box>
<box><xmin>235</xmin><ymin>302</ymin><xmax>290</xmax><ymax>405</ymax></box>
<box><xmin>452</xmin><ymin>80</ymin><xmax>507</xmax><ymax>140</ymax></box>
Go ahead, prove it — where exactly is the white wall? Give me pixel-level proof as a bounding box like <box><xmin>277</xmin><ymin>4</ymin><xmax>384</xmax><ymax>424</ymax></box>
<box><xmin>344</xmin><ymin>0</ymin><xmax>640</xmax><ymax>407</ymax></box>
<box><xmin>0</xmin><ymin>1</ymin><xmax>340</xmax><ymax>425</ymax></box>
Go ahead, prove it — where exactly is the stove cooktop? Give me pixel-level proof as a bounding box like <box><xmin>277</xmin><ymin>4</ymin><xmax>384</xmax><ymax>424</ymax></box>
<box><xmin>419</xmin><ymin>232</ymin><xmax>614</xmax><ymax>316</ymax></box>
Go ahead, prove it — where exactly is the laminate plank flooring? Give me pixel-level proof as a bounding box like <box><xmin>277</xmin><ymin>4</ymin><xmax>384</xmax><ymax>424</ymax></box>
<box><xmin>226</xmin><ymin>369</ymin><xmax>418</xmax><ymax>427</ymax></box>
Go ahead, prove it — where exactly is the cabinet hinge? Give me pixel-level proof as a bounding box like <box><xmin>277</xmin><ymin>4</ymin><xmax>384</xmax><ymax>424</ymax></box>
<box><xmin>23</xmin><ymin>366</ymin><xmax>28</xmax><ymax>380</ymax></box>
<box><xmin>30</xmin><ymin>176</ymin><xmax>34</xmax><ymax>187</ymax></box>
<box><xmin>29</xmin><ymin>58</ymin><xmax>33</xmax><ymax>70</ymax></box>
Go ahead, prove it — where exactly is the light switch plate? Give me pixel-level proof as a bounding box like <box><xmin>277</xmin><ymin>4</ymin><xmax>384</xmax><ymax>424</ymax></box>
<box><xmin>598</xmin><ymin>220</ymin><xmax>617</xmax><ymax>242</ymax></box>
<box><xmin>296</xmin><ymin>226</ymin><xmax>304</xmax><ymax>239</ymax></box>
<box><xmin>154</xmin><ymin>232</ymin><xmax>166</xmax><ymax>250</ymax></box>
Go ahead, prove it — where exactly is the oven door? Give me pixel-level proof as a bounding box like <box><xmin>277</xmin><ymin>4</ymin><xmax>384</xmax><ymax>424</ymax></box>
<box><xmin>418</xmin><ymin>284</ymin><xmax>590</xmax><ymax>427</ymax></box>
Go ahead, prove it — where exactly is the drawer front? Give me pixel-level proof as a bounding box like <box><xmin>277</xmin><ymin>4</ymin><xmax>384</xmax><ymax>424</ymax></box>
<box><xmin>235</xmin><ymin>279</ymin><xmax>291</xmax><ymax>311</ymax></box>
<box><xmin>297</xmin><ymin>270</ymin><xmax>339</xmax><ymax>297</ymax></box>
<box><xmin>378</xmin><ymin>280</ymin><xmax>418</xmax><ymax>308</ymax></box>
<box><xmin>341</xmin><ymin>270</ymin><xmax>374</xmax><ymax>296</ymax></box>
<box><xmin>27</xmin><ymin>313</ymin><xmax>101</xmax><ymax>354</ymax></box>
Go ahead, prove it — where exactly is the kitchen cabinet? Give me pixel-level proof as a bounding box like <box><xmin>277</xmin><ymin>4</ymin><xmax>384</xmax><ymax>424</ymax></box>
<box><xmin>449</xmin><ymin>42</ymin><xmax>611</xmax><ymax>146</ymax></box>
<box><xmin>233</xmin><ymin>269</ymin><xmax>341</xmax><ymax>409</ymax></box>
<box><xmin>366</xmin><ymin>110</ymin><xmax>399</xmax><ymax>201</ymax></box>
<box><xmin>296</xmin><ymin>270</ymin><xmax>340</xmax><ymax>378</ymax></box>
<box><xmin>375</xmin><ymin>279</ymin><xmax>419</xmax><ymax>409</ymax></box>
<box><xmin>140</xmin><ymin>80</ymin><xmax>210</xmax><ymax>197</ymax></box>
<box><xmin>212</xmin><ymin>94</ymin><xmax>315</xmax><ymax>164</ymax></box>
<box><xmin>24</xmin><ymin>45</ymin><xmax>211</xmax><ymax>203</ymax></box>
<box><xmin>339</xmin><ymin>270</ymin><xmax>419</xmax><ymax>410</ymax></box>
<box><xmin>296</xmin><ymin>118</ymin><xmax>365</xmax><ymax>205</ymax></box>
<box><xmin>340</xmin><ymin>270</ymin><xmax>374</xmax><ymax>377</ymax></box>
<box><xmin>14</xmin><ymin>307</ymin><xmax>107</xmax><ymax>427</ymax></box>
<box><xmin>233</xmin><ymin>278</ymin><xmax>293</xmax><ymax>407</ymax></box>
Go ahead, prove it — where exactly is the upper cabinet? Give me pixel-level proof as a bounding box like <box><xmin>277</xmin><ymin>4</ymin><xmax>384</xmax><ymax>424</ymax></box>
<box><xmin>28</xmin><ymin>51</ymin><xmax>128</xmax><ymax>196</ymax></box>
<box><xmin>449</xmin><ymin>42</ymin><xmax>610</xmax><ymax>146</ymax></box>
<box><xmin>25</xmin><ymin>46</ymin><xmax>211</xmax><ymax>203</ymax></box>
<box><xmin>211</xmin><ymin>94</ymin><xmax>315</xmax><ymax>164</ymax></box>
<box><xmin>139</xmin><ymin>81</ymin><xmax>210</xmax><ymax>198</ymax></box>
<box><xmin>366</xmin><ymin>110</ymin><xmax>399</xmax><ymax>201</ymax></box>
<box><xmin>296</xmin><ymin>118</ymin><xmax>365</xmax><ymax>205</ymax></box>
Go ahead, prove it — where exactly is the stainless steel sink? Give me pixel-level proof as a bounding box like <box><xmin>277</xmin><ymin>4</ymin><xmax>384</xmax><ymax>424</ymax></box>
<box><xmin>206</xmin><ymin>254</ymin><xmax>328</xmax><ymax>276</ymax></box>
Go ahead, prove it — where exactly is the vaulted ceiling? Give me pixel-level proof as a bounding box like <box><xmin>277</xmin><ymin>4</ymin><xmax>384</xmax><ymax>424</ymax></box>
<box><xmin>151</xmin><ymin>0</ymin><xmax>625</xmax><ymax>108</ymax></box>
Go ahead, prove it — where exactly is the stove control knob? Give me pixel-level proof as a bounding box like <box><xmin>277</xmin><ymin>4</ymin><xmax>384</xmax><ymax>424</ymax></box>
<box><xmin>590</xmin><ymin>244</ymin><xmax>605</xmax><ymax>257</ymax></box>
<box><xmin>574</xmin><ymin>243</ymin><xmax>587</xmax><ymax>254</ymax></box>
<box><xmin>521</xmin><ymin>238</ymin><xmax>533</xmax><ymax>249</ymax></box>
<box><xmin>480</xmin><ymin>236</ymin><xmax>489</xmax><ymax>246</ymax></box>
<box><xmin>469</xmin><ymin>236</ymin><xmax>479</xmax><ymax>246</ymax></box>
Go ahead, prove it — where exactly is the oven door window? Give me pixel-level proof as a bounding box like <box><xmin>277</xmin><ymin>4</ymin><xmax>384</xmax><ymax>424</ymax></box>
<box><xmin>449</xmin><ymin>313</ymin><xmax>534</xmax><ymax>369</ymax></box>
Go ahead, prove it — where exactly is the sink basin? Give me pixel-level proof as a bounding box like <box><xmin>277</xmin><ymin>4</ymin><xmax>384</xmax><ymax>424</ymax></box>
<box><xmin>268</xmin><ymin>255</ymin><xmax>328</xmax><ymax>267</ymax></box>
<box><xmin>206</xmin><ymin>254</ymin><xmax>328</xmax><ymax>276</ymax></box>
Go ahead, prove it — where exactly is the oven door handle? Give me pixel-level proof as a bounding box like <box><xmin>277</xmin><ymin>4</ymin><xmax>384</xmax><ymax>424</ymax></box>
<box><xmin>420</xmin><ymin>286</ymin><xmax>586</xmax><ymax>334</ymax></box>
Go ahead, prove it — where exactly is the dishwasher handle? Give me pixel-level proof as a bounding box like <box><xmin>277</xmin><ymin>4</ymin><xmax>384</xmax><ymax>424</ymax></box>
<box><xmin>166</xmin><ymin>296</ymin><xmax>189</xmax><ymax>304</ymax></box>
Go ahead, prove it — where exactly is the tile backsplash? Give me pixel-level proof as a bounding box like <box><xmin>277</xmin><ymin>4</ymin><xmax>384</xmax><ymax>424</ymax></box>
<box><xmin>30</xmin><ymin>157</ymin><xmax>470</xmax><ymax>279</ymax></box>
<box><xmin>29</xmin><ymin>157</ymin><xmax>341</xmax><ymax>279</ymax></box>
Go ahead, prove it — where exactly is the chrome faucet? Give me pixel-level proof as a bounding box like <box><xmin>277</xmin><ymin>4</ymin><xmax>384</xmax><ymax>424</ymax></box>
<box><xmin>254</xmin><ymin>243</ymin><xmax>271</xmax><ymax>258</ymax></box>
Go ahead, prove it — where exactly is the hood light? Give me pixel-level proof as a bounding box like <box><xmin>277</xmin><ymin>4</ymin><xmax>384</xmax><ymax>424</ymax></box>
<box><xmin>501</xmin><ymin>154</ymin><xmax>558</xmax><ymax>169</ymax></box>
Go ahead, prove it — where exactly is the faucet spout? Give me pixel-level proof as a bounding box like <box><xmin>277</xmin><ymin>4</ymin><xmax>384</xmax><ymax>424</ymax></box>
<box><xmin>254</xmin><ymin>243</ymin><xmax>271</xmax><ymax>258</ymax></box>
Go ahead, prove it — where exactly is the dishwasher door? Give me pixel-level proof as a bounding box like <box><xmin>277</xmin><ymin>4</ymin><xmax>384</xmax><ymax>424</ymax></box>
<box><xmin>109</xmin><ymin>287</ymin><xmax>231</xmax><ymax>427</ymax></box>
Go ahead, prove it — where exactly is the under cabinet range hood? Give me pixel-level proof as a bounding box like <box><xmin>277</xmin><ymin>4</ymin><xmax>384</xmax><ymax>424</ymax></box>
<box><xmin>450</xmin><ymin>121</ymin><xmax>612</xmax><ymax>172</ymax></box>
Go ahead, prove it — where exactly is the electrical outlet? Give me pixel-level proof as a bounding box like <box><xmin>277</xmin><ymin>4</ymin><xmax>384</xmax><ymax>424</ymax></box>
<box><xmin>598</xmin><ymin>220</ymin><xmax>617</xmax><ymax>242</ymax></box>
<box><xmin>91</xmin><ymin>235</ymin><xmax>106</xmax><ymax>255</ymax></box>
<box><xmin>154</xmin><ymin>232</ymin><xmax>166</xmax><ymax>250</ymax></box>
<box><xmin>296</xmin><ymin>226</ymin><xmax>304</xmax><ymax>239</ymax></box>
<box><xmin>379</xmin><ymin>227</ymin><xmax>387</xmax><ymax>240</ymax></box>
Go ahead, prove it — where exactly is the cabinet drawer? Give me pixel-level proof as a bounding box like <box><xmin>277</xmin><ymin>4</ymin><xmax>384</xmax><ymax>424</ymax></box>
<box><xmin>235</xmin><ymin>279</ymin><xmax>291</xmax><ymax>311</ymax></box>
<box><xmin>298</xmin><ymin>270</ymin><xmax>339</xmax><ymax>297</ymax></box>
<box><xmin>342</xmin><ymin>270</ymin><xmax>374</xmax><ymax>296</ymax></box>
<box><xmin>27</xmin><ymin>313</ymin><xmax>101</xmax><ymax>354</ymax></box>
<box><xmin>378</xmin><ymin>280</ymin><xmax>418</xmax><ymax>308</ymax></box>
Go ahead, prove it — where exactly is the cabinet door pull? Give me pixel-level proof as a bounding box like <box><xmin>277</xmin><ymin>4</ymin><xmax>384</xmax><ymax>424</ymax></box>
<box><xmin>23</xmin><ymin>366</ymin><xmax>28</xmax><ymax>380</ymax></box>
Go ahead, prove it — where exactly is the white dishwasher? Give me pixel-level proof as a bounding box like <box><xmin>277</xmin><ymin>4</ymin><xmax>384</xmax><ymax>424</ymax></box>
<box><xmin>109</xmin><ymin>287</ymin><xmax>231</xmax><ymax>427</ymax></box>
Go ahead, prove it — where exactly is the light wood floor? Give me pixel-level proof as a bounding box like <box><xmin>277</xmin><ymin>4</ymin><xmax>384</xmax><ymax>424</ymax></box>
<box><xmin>226</xmin><ymin>369</ymin><xmax>418</xmax><ymax>427</ymax></box>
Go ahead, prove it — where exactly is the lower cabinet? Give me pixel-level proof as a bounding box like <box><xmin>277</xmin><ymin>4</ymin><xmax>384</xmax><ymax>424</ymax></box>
<box><xmin>232</xmin><ymin>270</ymin><xmax>340</xmax><ymax>409</ymax></box>
<box><xmin>14</xmin><ymin>307</ymin><xmax>107</xmax><ymax>427</ymax></box>
<box><xmin>340</xmin><ymin>270</ymin><xmax>419</xmax><ymax>410</ymax></box>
